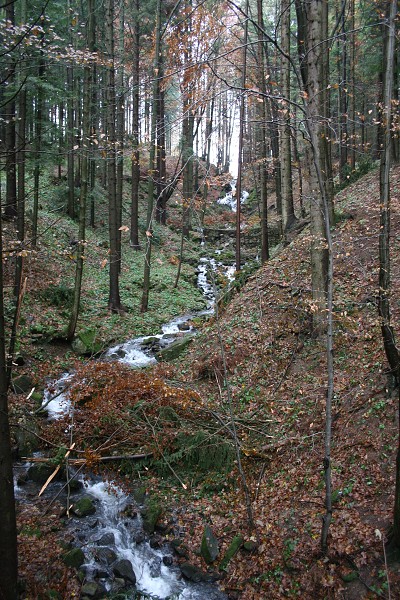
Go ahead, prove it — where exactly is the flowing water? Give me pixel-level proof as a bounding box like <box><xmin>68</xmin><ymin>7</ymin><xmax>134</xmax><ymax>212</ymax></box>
<box><xmin>18</xmin><ymin>258</ymin><xmax>234</xmax><ymax>599</ymax></box>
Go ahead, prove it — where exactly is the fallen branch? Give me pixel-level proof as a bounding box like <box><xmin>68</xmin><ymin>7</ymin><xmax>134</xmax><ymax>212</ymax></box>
<box><xmin>23</xmin><ymin>452</ymin><xmax>153</xmax><ymax>464</ymax></box>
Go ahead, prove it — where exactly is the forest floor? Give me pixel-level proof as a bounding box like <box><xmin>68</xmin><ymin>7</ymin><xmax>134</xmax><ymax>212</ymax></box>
<box><xmin>7</xmin><ymin>162</ymin><xmax>400</xmax><ymax>599</ymax></box>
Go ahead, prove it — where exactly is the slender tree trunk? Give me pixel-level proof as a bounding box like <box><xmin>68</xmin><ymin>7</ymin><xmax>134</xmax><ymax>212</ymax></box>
<box><xmin>32</xmin><ymin>48</ymin><xmax>45</xmax><ymax>247</ymax></box>
<box><xmin>4</xmin><ymin>1</ymin><xmax>17</xmax><ymax>219</ymax></box>
<box><xmin>67</xmin><ymin>64</ymin><xmax>75</xmax><ymax>218</ymax></box>
<box><xmin>130</xmin><ymin>0</ymin><xmax>140</xmax><ymax>249</ymax></box>
<box><xmin>116</xmin><ymin>3</ymin><xmax>125</xmax><ymax>270</ymax></box>
<box><xmin>257</xmin><ymin>0</ymin><xmax>269</xmax><ymax>263</ymax></box>
<box><xmin>106</xmin><ymin>0</ymin><xmax>122</xmax><ymax>313</ymax></box>
<box><xmin>141</xmin><ymin>0</ymin><xmax>162</xmax><ymax>313</ymax></box>
<box><xmin>375</xmin><ymin>0</ymin><xmax>400</xmax><ymax>548</ymax></box>
<box><xmin>0</xmin><ymin>201</ymin><xmax>18</xmax><ymax>600</ymax></box>
<box><xmin>15</xmin><ymin>0</ymin><xmax>27</xmax><ymax>296</ymax></box>
<box><xmin>236</xmin><ymin>2</ymin><xmax>248</xmax><ymax>272</ymax></box>
<box><xmin>67</xmin><ymin>0</ymin><xmax>93</xmax><ymax>340</ymax></box>
<box><xmin>280</xmin><ymin>0</ymin><xmax>296</xmax><ymax>233</ymax></box>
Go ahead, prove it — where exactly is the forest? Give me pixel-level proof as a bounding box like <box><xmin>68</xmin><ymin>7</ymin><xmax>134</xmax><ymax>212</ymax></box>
<box><xmin>1</xmin><ymin>0</ymin><xmax>400</xmax><ymax>598</ymax></box>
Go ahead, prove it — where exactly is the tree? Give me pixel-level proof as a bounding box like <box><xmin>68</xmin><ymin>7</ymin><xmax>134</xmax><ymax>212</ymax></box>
<box><xmin>235</xmin><ymin>1</ymin><xmax>249</xmax><ymax>272</ymax></box>
<box><xmin>106</xmin><ymin>0</ymin><xmax>122</xmax><ymax>313</ymax></box>
<box><xmin>0</xmin><ymin>205</ymin><xmax>18</xmax><ymax>600</ymax></box>
<box><xmin>130</xmin><ymin>0</ymin><xmax>141</xmax><ymax>250</ymax></box>
<box><xmin>67</xmin><ymin>0</ymin><xmax>94</xmax><ymax>340</ymax></box>
<box><xmin>141</xmin><ymin>0</ymin><xmax>162</xmax><ymax>313</ymax></box>
<box><xmin>376</xmin><ymin>0</ymin><xmax>400</xmax><ymax>549</ymax></box>
<box><xmin>280</xmin><ymin>0</ymin><xmax>296</xmax><ymax>233</ymax></box>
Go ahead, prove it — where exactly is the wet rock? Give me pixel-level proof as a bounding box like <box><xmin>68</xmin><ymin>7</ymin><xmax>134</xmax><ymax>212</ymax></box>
<box><xmin>170</xmin><ymin>539</ymin><xmax>189</xmax><ymax>558</ymax></box>
<box><xmin>12</xmin><ymin>374</ymin><xmax>34</xmax><ymax>394</ymax></box>
<box><xmin>133</xmin><ymin>531</ymin><xmax>145</xmax><ymax>544</ymax></box>
<box><xmin>150</xmin><ymin>556</ymin><xmax>162</xmax><ymax>577</ymax></box>
<box><xmin>62</xmin><ymin>547</ymin><xmax>85</xmax><ymax>569</ymax></box>
<box><xmin>113</xmin><ymin>559</ymin><xmax>136</xmax><ymax>585</ymax></box>
<box><xmin>163</xmin><ymin>555</ymin><xmax>174</xmax><ymax>566</ymax></box>
<box><xmin>243</xmin><ymin>540</ymin><xmax>258</xmax><ymax>552</ymax></box>
<box><xmin>27</xmin><ymin>463</ymin><xmax>59</xmax><ymax>485</ymax></box>
<box><xmin>96</xmin><ymin>532</ymin><xmax>115</xmax><ymax>546</ymax></box>
<box><xmin>178</xmin><ymin>323</ymin><xmax>191</xmax><ymax>331</ymax></box>
<box><xmin>141</xmin><ymin>498</ymin><xmax>162</xmax><ymax>534</ymax></box>
<box><xmin>14</xmin><ymin>417</ymin><xmax>40</xmax><ymax>455</ymax></box>
<box><xmin>201</xmin><ymin>525</ymin><xmax>219</xmax><ymax>564</ymax></box>
<box><xmin>141</xmin><ymin>336</ymin><xmax>160</xmax><ymax>348</ymax></box>
<box><xmin>109</xmin><ymin>578</ymin><xmax>126</xmax><ymax>595</ymax></box>
<box><xmin>156</xmin><ymin>335</ymin><xmax>194</xmax><ymax>361</ymax></box>
<box><xmin>149</xmin><ymin>534</ymin><xmax>162</xmax><ymax>549</ymax></box>
<box><xmin>95</xmin><ymin>547</ymin><xmax>117</xmax><ymax>565</ymax></box>
<box><xmin>180</xmin><ymin>562</ymin><xmax>207</xmax><ymax>583</ymax></box>
<box><xmin>72</xmin><ymin>328</ymin><xmax>103</xmax><ymax>357</ymax></box>
<box><xmin>71</xmin><ymin>496</ymin><xmax>96</xmax><ymax>517</ymax></box>
<box><xmin>219</xmin><ymin>535</ymin><xmax>244</xmax><ymax>570</ymax></box>
<box><xmin>81</xmin><ymin>580</ymin><xmax>106</xmax><ymax>598</ymax></box>
<box><xmin>121</xmin><ymin>504</ymin><xmax>137</xmax><ymax>518</ymax></box>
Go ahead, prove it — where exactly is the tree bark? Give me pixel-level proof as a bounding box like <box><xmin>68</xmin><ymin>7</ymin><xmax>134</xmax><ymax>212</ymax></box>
<box><xmin>280</xmin><ymin>0</ymin><xmax>296</xmax><ymax>233</ymax></box>
<box><xmin>106</xmin><ymin>0</ymin><xmax>122</xmax><ymax>313</ymax></box>
<box><xmin>141</xmin><ymin>0</ymin><xmax>162</xmax><ymax>313</ymax></box>
<box><xmin>0</xmin><ymin>199</ymin><xmax>18</xmax><ymax>600</ymax></box>
<box><xmin>130</xmin><ymin>0</ymin><xmax>140</xmax><ymax>249</ymax></box>
<box><xmin>375</xmin><ymin>0</ymin><xmax>400</xmax><ymax>548</ymax></box>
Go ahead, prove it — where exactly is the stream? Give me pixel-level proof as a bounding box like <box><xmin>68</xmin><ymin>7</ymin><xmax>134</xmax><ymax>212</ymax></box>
<box><xmin>17</xmin><ymin>257</ymin><xmax>234</xmax><ymax>599</ymax></box>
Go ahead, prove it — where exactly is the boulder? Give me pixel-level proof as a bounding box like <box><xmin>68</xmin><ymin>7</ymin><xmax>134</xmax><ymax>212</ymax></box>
<box><xmin>156</xmin><ymin>335</ymin><xmax>193</xmax><ymax>361</ymax></box>
<box><xmin>12</xmin><ymin>374</ymin><xmax>34</xmax><ymax>394</ymax></box>
<box><xmin>72</xmin><ymin>328</ymin><xmax>103</xmax><ymax>356</ymax></box>
<box><xmin>14</xmin><ymin>416</ymin><xmax>40</xmax><ymax>455</ymax></box>
<box><xmin>27</xmin><ymin>463</ymin><xmax>59</xmax><ymax>485</ymax></box>
<box><xmin>201</xmin><ymin>525</ymin><xmax>219</xmax><ymax>564</ymax></box>
<box><xmin>219</xmin><ymin>535</ymin><xmax>244</xmax><ymax>570</ymax></box>
<box><xmin>141</xmin><ymin>498</ymin><xmax>162</xmax><ymax>534</ymax></box>
<box><xmin>113</xmin><ymin>559</ymin><xmax>136</xmax><ymax>585</ymax></box>
<box><xmin>72</xmin><ymin>496</ymin><xmax>96</xmax><ymax>517</ymax></box>
<box><xmin>170</xmin><ymin>539</ymin><xmax>189</xmax><ymax>558</ymax></box>
<box><xmin>63</xmin><ymin>547</ymin><xmax>85</xmax><ymax>569</ymax></box>
<box><xmin>96</xmin><ymin>532</ymin><xmax>115</xmax><ymax>546</ymax></box>
<box><xmin>81</xmin><ymin>581</ymin><xmax>106</xmax><ymax>599</ymax></box>
<box><xmin>180</xmin><ymin>562</ymin><xmax>207</xmax><ymax>583</ymax></box>
<box><xmin>95</xmin><ymin>547</ymin><xmax>117</xmax><ymax>565</ymax></box>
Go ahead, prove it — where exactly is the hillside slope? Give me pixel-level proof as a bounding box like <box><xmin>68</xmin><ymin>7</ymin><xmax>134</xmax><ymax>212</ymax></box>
<box><xmin>166</xmin><ymin>165</ymin><xmax>400</xmax><ymax>598</ymax></box>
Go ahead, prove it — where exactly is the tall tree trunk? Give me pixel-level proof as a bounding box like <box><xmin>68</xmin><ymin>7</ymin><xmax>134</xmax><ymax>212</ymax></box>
<box><xmin>296</xmin><ymin>0</ymin><xmax>333</xmax><ymax>551</ymax></box>
<box><xmin>376</xmin><ymin>0</ymin><xmax>400</xmax><ymax>548</ymax></box>
<box><xmin>130</xmin><ymin>0</ymin><xmax>140</xmax><ymax>249</ymax></box>
<box><xmin>141</xmin><ymin>0</ymin><xmax>162</xmax><ymax>313</ymax></box>
<box><xmin>4</xmin><ymin>1</ymin><xmax>17</xmax><ymax>219</ymax></box>
<box><xmin>236</xmin><ymin>2</ymin><xmax>248</xmax><ymax>272</ymax></box>
<box><xmin>66</xmin><ymin>63</ymin><xmax>75</xmax><ymax>218</ymax></box>
<box><xmin>67</xmin><ymin>0</ymin><xmax>94</xmax><ymax>340</ymax></box>
<box><xmin>0</xmin><ymin>203</ymin><xmax>18</xmax><ymax>600</ymax></box>
<box><xmin>257</xmin><ymin>0</ymin><xmax>269</xmax><ymax>263</ymax></box>
<box><xmin>280</xmin><ymin>0</ymin><xmax>296</xmax><ymax>233</ymax></box>
<box><xmin>116</xmin><ymin>2</ymin><xmax>125</xmax><ymax>270</ymax></box>
<box><xmin>32</xmin><ymin>46</ymin><xmax>45</xmax><ymax>247</ymax></box>
<box><xmin>156</xmin><ymin>64</ymin><xmax>167</xmax><ymax>225</ymax></box>
<box><xmin>14</xmin><ymin>0</ymin><xmax>27</xmax><ymax>296</ymax></box>
<box><xmin>106</xmin><ymin>0</ymin><xmax>122</xmax><ymax>313</ymax></box>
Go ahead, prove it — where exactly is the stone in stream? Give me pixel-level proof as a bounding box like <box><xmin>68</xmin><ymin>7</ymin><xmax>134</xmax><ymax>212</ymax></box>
<box><xmin>96</xmin><ymin>532</ymin><xmax>115</xmax><ymax>546</ymax></box>
<box><xmin>71</xmin><ymin>496</ymin><xmax>96</xmax><ymax>517</ymax></box>
<box><xmin>80</xmin><ymin>580</ymin><xmax>106</xmax><ymax>599</ymax></box>
<box><xmin>156</xmin><ymin>335</ymin><xmax>194</xmax><ymax>361</ymax></box>
<box><xmin>62</xmin><ymin>547</ymin><xmax>85</xmax><ymax>569</ymax></box>
<box><xmin>113</xmin><ymin>558</ymin><xmax>136</xmax><ymax>585</ymax></box>
<box><xmin>27</xmin><ymin>463</ymin><xmax>60</xmax><ymax>485</ymax></box>
<box><xmin>94</xmin><ymin>546</ymin><xmax>117</xmax><ymax>565</ymax></box>
<box><xmin>180</xmin><ymin>562</ymin><xmax>208</xmax><ymax>583</ymax></box>
<box><xmin>201</xmin><ymin>524</ymin><xmax>219</xmax><ymax>564</ymax></box>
